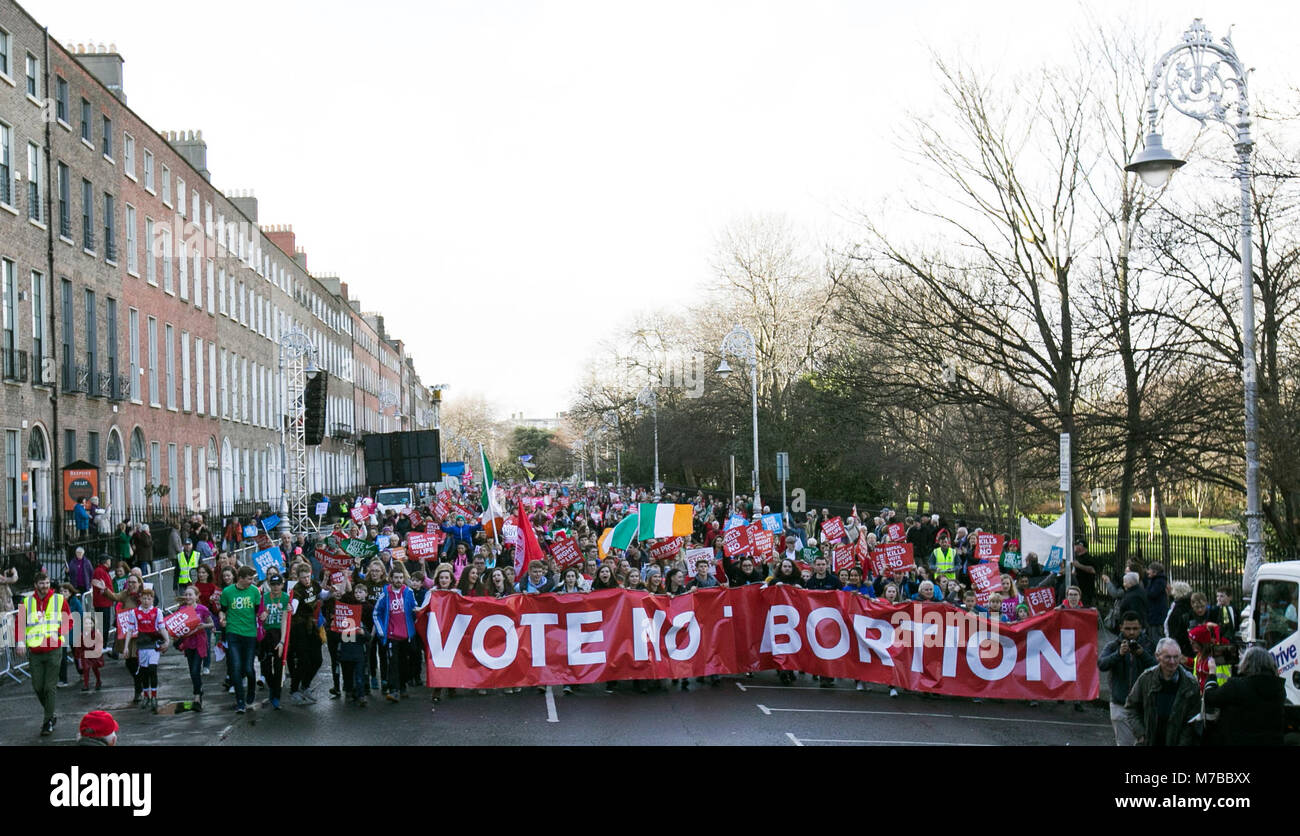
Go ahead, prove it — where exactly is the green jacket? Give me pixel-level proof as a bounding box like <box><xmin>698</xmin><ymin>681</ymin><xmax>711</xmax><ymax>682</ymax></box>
<box><xmin>1123</xmin><ymin>664</ymin><xmax>1200</xmax><ymax>746</ymax></box>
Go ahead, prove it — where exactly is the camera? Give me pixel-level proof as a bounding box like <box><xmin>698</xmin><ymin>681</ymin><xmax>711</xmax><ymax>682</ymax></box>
<box><xmin>1125</xmin><ymin>639</ymin><xmax>1141</xmax><ymax>652</ymax></box>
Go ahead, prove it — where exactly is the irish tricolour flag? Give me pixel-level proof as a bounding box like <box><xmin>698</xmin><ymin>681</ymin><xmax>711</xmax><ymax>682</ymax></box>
<box><xmin>637</xmin><ymin>503</ymin><xmax>693</xmax><ymax>539</ymax></box>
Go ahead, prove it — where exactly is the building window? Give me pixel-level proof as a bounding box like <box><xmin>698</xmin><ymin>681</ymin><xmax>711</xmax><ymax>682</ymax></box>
<box><xmin>25</xmin><ymin>53</ymin><xmax>38</xmax><ymax>99</ymax></box>
<box><xmin>178</xmin><ymin>241</ymin><xmax>188</xmax><ymax>300</ymax></box>
<box><xmin>88</xmin><ymin>431</ymin><xmax>100</xmax><ymax>468</ymax></box>
<box><xmin>161</xmin><ymin>165</ymin><xmax>171</xmax><ymax>206</ymax></box>
<box><xmin>30</xmin><ymin>270</ymin><xmax>44</xmax><ymax>365</ymax></box>
<box><xmin>103</xmin><ymin>193</ymin><xmax>116</xmax><ymax>262</ymax></box>
<box><xmin>4</xmin><ymin>430</ymin><xmax>18</xmax><ymax>529</ymax></box>
<box><xmin>143</xmin><ymin>149</ymin><xmax>154</xmax><ymax>192</ymax></box>
<box><xmin>219</xmin><ymin>348</ymin><xmax>228</xmax><ymax>417</ymax></box>
<box><xmin>56</xmin><ymin>162</ymin><xmax>70</xmax><ymax>238</ymax></box>
<box><xmin>106</xmin><ymin>297</ymin><xmax>117</xmax><ymax>398</ymax></box>
<box><xmin>61</xmin><ymin>278</ymin><xmax>73</xmax><ymax>387</ymax></box>
<box><xmin>80</xmin><ymin>98</ymin><xmax>91</xmax><ymax>143</ymax></box>
<box><xmin>149</xmin><ymin>442</ymin><xmax>160</xmax><ymax>508</ymax></box>
<box><xmin>125</xmin><ymin>204</ymin><xmax>137</xmax><ymax>274</ymax></box>
<box><xmin>27</xmin><ymin>143</ymin><xmax>41</xmax><ymax>223</ymax></box>
<box><xmin>193</xmin><ymin>255</ymin><xmax>202</xmax><ymax>308</ymax></box>
<box><xmin>195</xmin><ymin>337</ymin><xmax>204</xmax><ymax>415</ymax></box>
<box><xmin>81</xmin><ymin>178</ymin><xmax>94</xmax><ymax>251</ymax></box>
<box><xmin>205</xmin><ymin>260</ymin><xmax>214</xmax><ymax>314</ymax></box>
<box><xmin>208</xmin><ymin>342</ymin><xmax>217</xmax><ymax>417</ymax></box>
<box><xmin>191</xmin><ymin>191</ymin><xmax>199</xmax><ymax>224</ymax></box>
<box><xmin>177</xmin><ymin>178</ymin><xmax>185</xmax><ymax>217</ymax></box>
<box><xmin>102</xmin><ymin>116</ymin><xmax>113</xmax><ymax>159</ymax></box>
<box><xmin>0</xmin><ymin>27</ymin><xmax>9</xmax><ymax>79</ymax></box>
<box><xmin>181</xmin><ymin>331</ymin><xmax>191</xmax><ymax>411</ymax></box>
<box><xmin>1</xmin><ymin>260</ymin><xmax>15</xmax><ymax>377</ymax></box>
<box><xmin>204</xmin><ymin>202</ymin><xmax>212</xmax><ymax>237</ymax></box>
<box><xmin>65</xmin><ymin>430</ymin><xmax>76</xmax><ymax>463</ymax></box>
<box><xmin>128</xmin><ymin>307</ymin><xmax>140</xmax><ymax>402</ymax></box>
<box><xmin>84</xmin><ymin>289</ymin><xmax>97</xmax><ymax>393</ymax></box>
<box><xmin>167</xmin><ymin>443</ymin><xmax>178</xmax><ymax>502</ymax></box>
<box><xmin>123</xmin><ymin>133</ymin><xmax>135</xmax><ymax>178</ymax></box>
<box><xmin>218</xmin><ymin>268</ymin><xmax>226</xmax><ymax>315</ymax></box>
<box><xmin>165</xmin><ymin>323</ymin><xmax>175</xmax><ymax>409</ymax></box>
<box><xmin>0</xmin><ymin>121</ymin><xmax>13</xmax><ymax>208</ymax></box>
<box><xmin>161</xmin><ymin>227</ymin><xmax>173</xmax><ymax>292</ymax></box>
<box><xmin>147</xmin><ymin>316</ymin><xmax>158</xmax><ymax>406</ymax></box>
<box><xmin>55</xmin><ymin>77</ymin><xmax>68</xmax><ymax>123</ymax></box>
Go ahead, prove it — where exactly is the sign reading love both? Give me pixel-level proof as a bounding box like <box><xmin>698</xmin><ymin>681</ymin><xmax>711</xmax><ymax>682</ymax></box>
<box><xmin>417</xmin><ymin>586</ymin><xmax>1098</xmax><ymax>700</ymax></box>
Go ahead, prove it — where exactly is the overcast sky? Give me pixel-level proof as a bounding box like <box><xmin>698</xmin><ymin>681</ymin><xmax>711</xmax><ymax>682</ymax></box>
<box><xmin>24</xmin><ymin>0</ymin><xmax>1300</xmax><ymax>419</ymax></box>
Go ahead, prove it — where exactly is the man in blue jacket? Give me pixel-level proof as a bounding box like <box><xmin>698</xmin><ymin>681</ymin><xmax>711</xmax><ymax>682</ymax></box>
<box><xmin>439</xmin><ymin>515</ymin><xmax>483</xmax><ymax>558</ymax></box>
<box><xmin>372</xmin><ymin>568</ymin><xmax>418</xmax><ymax>702</ymax></box>
<box><xmin>1097</xmin><ymin>612</ymin><xmax>1155</xmax><ymax>746</ymax></box>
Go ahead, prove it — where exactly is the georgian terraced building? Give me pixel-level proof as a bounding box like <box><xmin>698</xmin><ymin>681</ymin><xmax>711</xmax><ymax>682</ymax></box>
<box><xmin>0</xmin><ymin>0</ymin><xmax>435</xmax><ymax>533</ymax></box>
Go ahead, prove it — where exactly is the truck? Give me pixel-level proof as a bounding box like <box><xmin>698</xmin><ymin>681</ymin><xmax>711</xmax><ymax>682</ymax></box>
<box><xmin>1240</xmin><ymin>560</ymin><xmax>1300</xmax><ymax>737</ymax></box>
<box><xmin>372</xmin><ymin>486</ymin><xmax>416</xmax><ymax>517</ymax></box>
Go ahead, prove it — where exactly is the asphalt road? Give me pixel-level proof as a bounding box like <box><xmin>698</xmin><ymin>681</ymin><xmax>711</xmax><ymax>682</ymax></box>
<box><xmin>0</xmin><ymin>644</ymin><xmax>1115</xmax><ymax>745</ymax></box>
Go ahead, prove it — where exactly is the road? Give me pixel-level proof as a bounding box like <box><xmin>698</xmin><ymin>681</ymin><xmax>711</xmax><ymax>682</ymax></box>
<box><xmin>0</xmin><ymin>647</ymin><xmax>1114</xmax><ymax>745</ymax></box>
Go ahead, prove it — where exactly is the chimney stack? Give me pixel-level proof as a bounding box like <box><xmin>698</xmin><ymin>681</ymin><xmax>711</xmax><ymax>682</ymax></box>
<box><xmin>227</xmin><ymin>190</ymin><xmax>258</xmax><ymax>224</ymax></box>
<box><xmin>71</xmin><ymin>41</ymin><xmax>126</xmax><ymax>103</ymax></box>
<box><xmin>164</xmin><ymin>129</ymin><xmax>210</xmax><ymax>181</ymax></box>
<box><xmin>262</xmin><ymin>223</ymin><xmax>296</xmax><ymax>259</ymax></box>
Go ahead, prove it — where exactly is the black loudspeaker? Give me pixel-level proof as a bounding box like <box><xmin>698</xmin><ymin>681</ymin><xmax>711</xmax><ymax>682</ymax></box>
<box><xmin>304</xmin><ymin>371</ymin><xmax>328</xmax><ymax>445</ymax></box>
<box><xmin>361</xmin><ymin>430</ymin><xmax>442</xmax><ymax>485</ymax></box>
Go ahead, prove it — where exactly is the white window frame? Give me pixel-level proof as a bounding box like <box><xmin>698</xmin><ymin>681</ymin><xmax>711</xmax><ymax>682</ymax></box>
<box><xmin>193</xmin><ymin>254</ymin><xmax>202</xmax><ymax>308</ymax></box>
<box><xmin>161</xmin><ymin>227</ymin><xmax>173</xmax><ymax>293</ymax></box>
<box><xmin>205</xmin><ymin>260</ymin><xmax>214</xmax><ymax>314</ymax></box>
<box><xmin>177</xmin><ymin>178</ymin><xmax>185</xmax><ymax>217</ymax></box>
<box><xmin>181</xmin><ymin>331</ymin><xmax>191</xmax><ymax>411</ymax></box>
<box><xmin>161</xmin><ymin>164</ymin><xmax>171</xmax><ymax>207</ymax></box>
<box><xmin>195</xmin><ymin>337</ymin><xmax>204</xmax><ymax>415</ymax></box>
<box><xmin>0</xmin><ymin>26</ymin><xmax>11</xmax><ymax>84</ymax></box>
<box><xmin>145</xmin><ymin>217</ymin><xmax>156</xmax><ymax>285</ymax></box>
<box><xmin>147</xmin><ymin>315</ymin><xmax>159</xmax><ymax>406</ymax></box>
<box><xmin>123</xmin><ymin>133</ymin><xmax>135</xmax><ymax>180</ymax></box>
<box><xmin>208</xmin><ymin>342</ymin><xmax>217</xmax><ymax>419</ymax></box>
<box><xmin>143</xmin><ymin>150</ymin><xmax>155</xmax><ymax>193</ymax></box>
<box><xmin>165</xmin><ymin>323</ymin><xmax>176</xmax><ymax>410</ymax></box>
<box><xmin>178</xmin><ymin>242</ymin><xmax>188</xmax><ymax>300</ymax></box>
<box><xmin>125</xmin><ymin>204</ymin><xmax>138</xmax><ymax>275</ymax></box>
<box><xmin>128</xmin><ymin>307</ymin><xmax>140</xmax><ymax>403</ymax></box>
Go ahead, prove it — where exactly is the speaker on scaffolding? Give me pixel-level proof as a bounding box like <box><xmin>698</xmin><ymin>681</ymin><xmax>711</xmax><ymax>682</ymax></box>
<box><xmin>360</xmin><ymin>430</ymin><xmax>442</xmax><ymax>485</ymax></box>
<box><xmin>303</xmin><ymin>371</ymin><xmax>328</xmax><ymax>445</ymax></box>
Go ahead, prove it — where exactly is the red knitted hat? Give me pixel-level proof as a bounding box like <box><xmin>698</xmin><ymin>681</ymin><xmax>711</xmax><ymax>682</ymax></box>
<box><xmin>79</xmin><ymin>710</ymin><xmax>118</xmax><ymax>738</ymax></box>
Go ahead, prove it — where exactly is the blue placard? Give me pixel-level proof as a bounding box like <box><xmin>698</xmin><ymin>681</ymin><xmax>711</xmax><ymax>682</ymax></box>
<box><xmin>761</xmin><ymin>513</ymin><xmax>784</xmax><ymax>533</ymax></box>
<box><xmin>261</xmin><ymin>514</ymin><xmax>281</xmax><ymax>533</ymax></box>
<box><xmin>252</xmin><ymin>547</ymin><xmax>285</xmax><ymax>580</ymax></box>
<box><xmin>314</xmin><ymin>501</ymin><xmax>331</xmax><ymax>516</ymax></box>
<box><xmin>725</xmin><ymin>514</ymin><xmax>747</xmax><ymax>530</ymax></box>
<box><xmin>443</xmin><ymin>462</ymin><xmax>466</xmax><ymax>477</ymax></box>
<box><xmin>1045</xmin><ymin>545</ymin><xmax>1065</xmax><ymax>573</ymax></box>
<box><xmin>376</xmin><ymin>534</ymin><xmax>391</xmax><ymax>552</ymax></box>
<box><xmin>242</xmin><ymin>525</ymin><xmax>258</xmax><ymax>538</ymax></box>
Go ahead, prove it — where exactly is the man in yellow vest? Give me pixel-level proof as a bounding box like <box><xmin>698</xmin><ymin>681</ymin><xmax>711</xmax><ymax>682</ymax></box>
<box><xmin>176</xmin><ymin>538</ymin><xmax>201</xmax><ymax>591</ymax></box>
<box><xmin>16</xmin><ymin>572</ymin><xmax>72</xmax><ymax>736</ymax></box>
<box><xmin>930</xmin><ymin>530</ymin><xmax>958</xmax><ymax>582</ymax></box>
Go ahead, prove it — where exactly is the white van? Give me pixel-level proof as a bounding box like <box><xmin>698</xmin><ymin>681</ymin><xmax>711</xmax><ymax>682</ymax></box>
<box><xmin>373</xmin><ymin>486</ymin><xmax>415</xmax><ymax>516</ymax></box>
<box><xmin>1242</xmin><ymin>560</ymin><xmax>1300</xmax><ymax>706</ymax></box>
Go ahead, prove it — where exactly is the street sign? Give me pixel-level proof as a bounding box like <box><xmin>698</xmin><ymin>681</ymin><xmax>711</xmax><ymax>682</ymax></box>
<box><xmin>1059</xmin><ymin>433</ymin><xmax>1071</xmax><ymax>492</ymax></box>
<box><xmin>775</xmin><ymin>452</ymin><xmax>789</xmax><ymax>481</ymax></box>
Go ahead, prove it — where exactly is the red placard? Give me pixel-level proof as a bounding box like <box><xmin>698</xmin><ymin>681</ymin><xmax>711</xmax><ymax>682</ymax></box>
<box><xmin>438</xmin><ymin>490</ymin><xmax>454</xmax><ymax>505</ymax></box>
<box><xmin>886</xmin><ymin>523</ymin><xmax>905</xmax><ymax>541</ymax></box>
<box><xmin>648</xmin><ymin>537</ymin><xmax>683</xmax><ymax>562</ymax></box>
<box><xmin>115</xmin><ymin>608</ymin><xmax>137</xmax><ymax>640</ymax></box>
<box><xmin>969</xmin><ymin>561</ymin><xmax>1001</xmax><ymax>594</ymax></box>
<box><xmin>316</xmin><ymin>548</ymin><xmax>353</xmax><ymax>573</ymax></box>
<box><xmin>751</xmin><ymin>529</ymin><xmax>774</xmax><ymax>558</ymax></box>
<box><xmin>350</xmin><ymin>505</ymin><xmax>368</xmax><ymax>524</ymax></box>
<box><xmin>162</xmin><ymin>606</ymin><xmax>202</xmax><ymax>640</ymax></box>
<box><xmin>332</xmin><ymin>602</ymin><xmax>361</xmax><ymax>633</ymax></box>
<box><xmin>853</xmin><ymin>533</ymin><xmax>870</xmax><ymax>560</ymax></box>
<box><xmin>433</xmin><ymin>500</ymin><xmax>452</xmax><ymax>519</ymax></box>
<box><xmin>559</xmin><ymin>496</ymin><xmax>570</xmax><ymax>508</ymax></box>
<box><xmin>1025</xmin><ymin>586</ymin><xmax>1056</xmax><ymax>615</ymax></box>
<box><xmin>551</xmin><ymin>532</ymin><xmax>583</xmax><ymax>569</ymax></box>
<box><xmin>425</xmin><ymin>522</ymin><xmax>439</xmax><ymax>535</ymax></box>
<box><xmin>406</xmin><ymin>510</ymin><xmax>426</xmax><ymax>529</ymax></box>
<box><xmin>722</xmin><ymin>525</ymin><xmax>751</xmax><ymax>558</ymax></box>
<box><xmin>329</xmin><ymin>571</ymin><xmax>348</xmax><ymax>588</ymax></box>
<box><xmin>832</xmin><ymin>543</ymin><xmax>855</xmax><ymax>572</ymax></box>
<box><xmin>974</xmin><ymin>533</ymin><xmax>1005</xmax><ymax>561</ymax></box>
<box><xmin>820</xmin><ymin>516</ymin><xmax>846</xmax><ymax>544</ymax></box>
<box><xmin>417</xmin><ymin>585</ymin><xmax>1100</xmax><ymax>701</ymax></box>
<box><xmin>406</xmin><ymin>532</ymin><xmax>440</xmax><ymax>559</ymax></box>
<box><xmin>869</xmin><ymin>543</ymin><xmax>916</xmax><ymax>574</ymax></box>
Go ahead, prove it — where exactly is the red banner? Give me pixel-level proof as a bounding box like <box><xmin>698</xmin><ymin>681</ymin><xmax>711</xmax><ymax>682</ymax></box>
<box><xmin>551</xmin><ymin>532</ymin><xmax>583</xmax><ymax>569</ymax></box>
<box><xmin>722</xmin><ymin>526</ymin><xmax>750</xmax><ymax>558</ymax></box>
<box><xmin>869</xmin><ymin>543</ymin><xmax>915</xmax><ymax>575</ymax></box>
<box><xmin>886</xmin><ymin>523</ymin><xmax>905</xmax><ymax>541</ymax></box>
<box><xmin>820</xmin><ymin>516</ymin><xmax>846</xmax><ymax>544</ymax></box>
<box><xmin>406</xmin><ymin>531</ymin><xmax>440</xmax><ymax>559</ymax></box>
<box><xmin>969</xmin><ymin>561</ymin><xmax>1001</xmax><ymax>594</ymax></box>
<box><xmin>332</xmin><ymin>602</ymin><xmax>361</xmax><ymax>633</ymax></box>
<box><xmin>974</xmin><ymin>533</ymin><xmax>1004</xmax><ymax>561</ymax></box>
<box><xmin>419</xmin><ymin>586</ymin><xmax>1098</xmax><ymax>700</ymax></box>
<box><xmin>1025</xmin><ymin>586</ymin><xmax>1056</xmax><ymax>615</ymax></box>
<box><xmin>162</xmin><ymin>606</ymin><xmax>202</xmax><ymax>640</ymax></box>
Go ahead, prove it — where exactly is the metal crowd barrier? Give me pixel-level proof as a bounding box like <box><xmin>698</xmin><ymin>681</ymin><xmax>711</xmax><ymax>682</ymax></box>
<box><xmin>0</xmin><ymin>543</ymin><xmax>257</xmax><ymax>687</ymax></box>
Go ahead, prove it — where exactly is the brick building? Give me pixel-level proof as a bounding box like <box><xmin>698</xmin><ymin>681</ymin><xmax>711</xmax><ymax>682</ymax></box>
<box><xmin>0</xmin><ymin>0</ymin><xmax>434</xmax><ymax>536</ymax></box>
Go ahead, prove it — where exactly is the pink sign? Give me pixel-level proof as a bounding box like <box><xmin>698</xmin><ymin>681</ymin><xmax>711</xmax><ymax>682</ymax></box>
<box><xmin>886</xmin><ymin>523</ymin><xmax>904</xmax><ymax>541</ymax></box>
<box><xmin>974</xmin><ymin>533</ymin><xmax>1005</xmax><ymax>561</ymax></box>
<box><xmin>406</xmin><ymin>532</ymin><xmax>440</xmax><ymax>559</ymax></box>
<box><xmin>551</xmin><ymin>532</ymin><xmax>583</xmax><ymax>569</ymax></box>
<box><xmin>820</xmin><ymin>516</ymin><xmax>846</xmax><ymax>544</ymax></box>
<box><xmin>969</xmin><ymin>561</ymin><xmax>1001</xmax><ymax>594</ymax></box>
<box><xmin>648</xmin><ymin>538</ymin><xmax>683</xmax><ymax>562</ymax></box>
<box><xmin>869</xmin><ymin>543</ymin><xmax>916</xmax><ymax>575</ymax></box>
<box><xmin>722</xmin><ymin>526</ymin><xmax>750</xmax><ymax>558</ymax></box>
<box><xmin>162</xmin><ymin>606</ymin><xmax>202</xmax><ymax>640</ymax></box>
<box><xmin>1026</xmin><ymin>586</ymin><xmax>1056</xmax><ymax>616</ymax></box>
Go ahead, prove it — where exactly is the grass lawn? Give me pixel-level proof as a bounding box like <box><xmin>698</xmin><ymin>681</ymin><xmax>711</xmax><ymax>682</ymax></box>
<box><xmin>1093</xmin><ymin>516</ymin><xmax>1237</xmax><ymax>540</ymax></box>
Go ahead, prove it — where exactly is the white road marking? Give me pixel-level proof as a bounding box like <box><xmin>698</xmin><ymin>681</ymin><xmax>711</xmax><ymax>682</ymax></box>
<box><xmin>545</xmin><ymin>685</ymin><xmax>559</xmax><ymax>723</ymax></box>
<box><xmin>956</xmin><ymin>714</ymin><xmax>1109</xmax><ymax>728</ymax></box>
<box><xmin>785</xmin><ymin>732</ymin><xmax>803</xmax><ymax>746</ymax></box>
<box><xmin>796</xmin><ymin>738</ymin><xmax>993</xmax><ymax>746</ymax></box>
<box><xmin>218</xmin><ymin>724</ymin><xmax>233</xmax><ymax>740</ymax></box>
<box><xmin>756</xmin><ymin>705</ymin><xmax>955</xmax><ymax>718</ymax></box>
<box><xmin>757</xmin><ymin>704</ymin><xmax>771</xmax><ymax>715</ymax></box>
<box><xmin>735</xmin><ymin>682</ymin><xmax>747</xmax><ymax>692</ymax></box>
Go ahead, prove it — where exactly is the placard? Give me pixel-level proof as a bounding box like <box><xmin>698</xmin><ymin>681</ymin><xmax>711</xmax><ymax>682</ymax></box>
<box><xmin>820</xmin><ymin>516</ymin><xmax>846</xmax><ymax>544</ymax></box>
<box><xmin>332</xmin><ymin>602</ymin><xmax>361</xmax><ymax>633</ymax></box>
<box><xmin>647</xmin><ymin>537</ymin><xmax>683</xmax><ymax>562</ymax></box>
<box><xmin>551</xmin><ymin>532</ymin><xmax>583</xmax><ymax>569</ymax></box>
<box><xmin>242</xmin><ymin>525</ymin><xmax>258</xmax><ymax>538</ymax></box>
<box><xmin>722</xmin><ymin>525</ymin><xmax>751</xmax><ymax>558</ymax></box>
<box><xmin>832</xmin><ymin>543</ymin><xmax>855</xmax><ymax>572</ymax></box>
<box><xmin>315</xmin><ymin>501</ymin><xmax>332</xmax><ymax>516</ymax></box>
<box><xmin>869</xmin><ymin>543</ymin><xmax>915</xmax><ymax>574</ymax></box>
<box><xmin>252</xmin><ymin>547</ymin><xmax>286</xmax><ymax>580</ymax></box>
<box><xmin>406</xmin><ymin>532</ymin><xmax>440</xmax><ymax>559</ymax></box>
<box><xmin>974</xmin><ymin>533</ymin><xmax>1005</xmax><ymax>561</ymax></box>
<box><xmin>1026</xmin><ymin>586</ymin><xmax>1056</xmax><ymax>616</ymax></box>
<box><xmin>115</xmin><ymin>608</ymin><xmax>137</xmax><ymax>640</ymax></box>
<box><xmin>760</xmin><ymin>513</ymin><xmax>784</xmax><ymax>533</ymax></box>
<box><xmin>350</xmin><ymin>505</ymin><xmax>368</xmax><ymax>525</ymax></box>
<box><xmin>316</xmin><ymin>548</ymin><xmax>353</xmax><ymax>573</ymax></box>
<box><xmin>969</xmin><ymin>561</ymin><xmax>1001</xmax><ymax>594</ymax></box>
<box><xmin>261</xmin><ymin>514</ymin><xmax>281</xmax><ymax>533</ymax></box>
<box><xmin>886</xmin><ymin>523</ymin><xmax>905</xmax><ymax>541</ymax></box>
<box><xmin>162</xmin><ymin>606</ymin><xmax>202</xmax><ymax>640</ymax></box>
<box><xmin>751</xmin><ymin>528</ymin><xmax>774</xmax><ymax>557</ymax></box>
<box><xmin>684</xmin><ymin>547</ymin><xmax>715</xmax><ymax>567</ymax></box>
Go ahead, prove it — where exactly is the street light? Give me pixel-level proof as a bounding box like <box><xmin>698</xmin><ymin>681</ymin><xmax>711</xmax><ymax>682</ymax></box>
<box><xmin>717</xmin><ymin>324</ymin><xmax>760</xmax><ymax>513</ymax></box>
<box><xmin>1125</xmin><ymin>18</ymin><xmax>1263</xmax><ymax>595</ymax></box>
<box><xmin>278</xmin><ymin>328</ymin><xmax>320</xmax><ymax>536</ymax></box>
<box><xmin>379</xmin><ymin>389</ymin><xmax>399</xmax><ymax>433</ymax></box>
<box><xmin>603</xmin><ymin>410</ymin><xmax>621</xmax><ymax>488</ymax></box>
<box><xmin>635</xmin><ymin>386</ymin><xmax>660</xmax><ymax>498</ymax></box>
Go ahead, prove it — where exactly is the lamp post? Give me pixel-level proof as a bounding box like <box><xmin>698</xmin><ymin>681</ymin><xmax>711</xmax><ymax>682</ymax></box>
<box><xmin>717</xmin><ymin>324</ymin><xmax>760</xmax><ymax>513</ymax></box>
<box><xmin>379</xmin><ymin>389</ymin><xmax>399</xmax><ymax>433</ymax></box>
<box><xmin>1125</xmin><ymin>18</ymin><xmax>1263</xmax><ymax>594</ymax></box>
<box><xmin>278</xmin><ymin>328</ymin><xmax>320</xmax><ymax>537</ymax></box>
<box><xmin>635</xmin><ymin>387</ymin><xmax>659</xmax><ymax>499</ymax></box>
<box><xmin>603</xmin><ymin>410</ymin><xmax>621</xmax><ymax>488</ymax></box>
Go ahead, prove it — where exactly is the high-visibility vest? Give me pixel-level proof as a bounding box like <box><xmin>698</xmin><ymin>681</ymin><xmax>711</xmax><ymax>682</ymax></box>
<box><xmin>932</xmin><ymin>547</ymin><xmax>957</xmax><ymax>578</ymax></box>
<box><xmin>177</xmin><ymin>550</ymin><xmax>199</xmax><ymax>584</ymax></box>
<box><xmin>24</xmin><ymin>593</ymin><xmax>66</xmax><ymax>649</ymax></box>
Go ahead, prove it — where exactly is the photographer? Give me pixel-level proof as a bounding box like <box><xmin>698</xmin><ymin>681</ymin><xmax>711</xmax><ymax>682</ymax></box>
<box><xmin>1098</xmin><ymin>612</ymin><xmax>1155</xmax><ymax>746</ymax></box>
